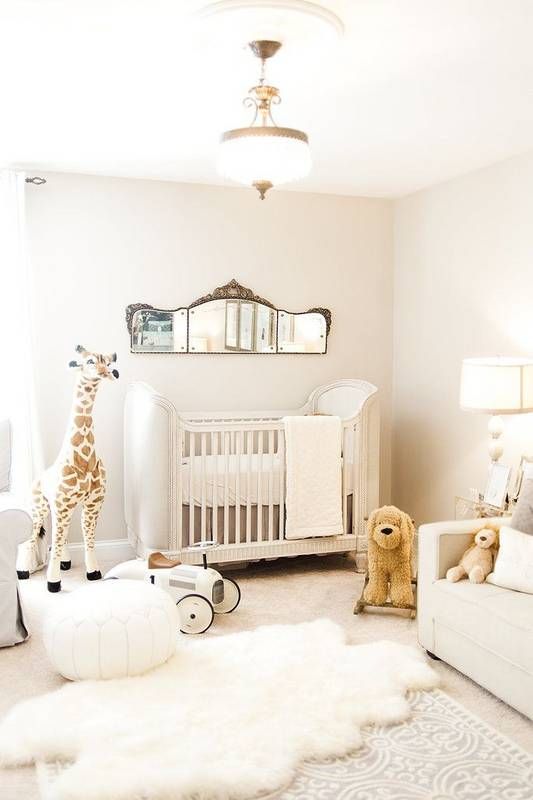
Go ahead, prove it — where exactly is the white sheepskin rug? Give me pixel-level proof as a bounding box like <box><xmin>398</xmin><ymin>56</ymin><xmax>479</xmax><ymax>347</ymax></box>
<box><xmin>0</xmin><ymin>620</ymin><xmax>438</xmax><ymax>800</ymax></box>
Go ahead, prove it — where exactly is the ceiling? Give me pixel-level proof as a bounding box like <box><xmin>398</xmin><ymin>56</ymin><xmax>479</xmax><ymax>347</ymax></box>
<box><xmin>2</xmin><ymin>0</ymin><xmax>533</xmax><ymax>198</ymax></box>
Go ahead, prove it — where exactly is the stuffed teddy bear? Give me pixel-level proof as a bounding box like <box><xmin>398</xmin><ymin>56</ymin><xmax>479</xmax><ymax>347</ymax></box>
<box><xmin>446</xmin><ymin>525</ymin><xmax>499</xmax><ymax>584</ymax></box>
<box><xmin>364</xmin><ymin>505</ymin><xmax>415</xmax><ymax>608</ymax></box>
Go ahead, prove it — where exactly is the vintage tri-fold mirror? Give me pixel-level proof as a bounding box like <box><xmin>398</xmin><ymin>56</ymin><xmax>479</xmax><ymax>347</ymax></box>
<box><xmin>126</xmin><ymin>280</ymin><xmax>331</xmax><ymax>354</ymax></box>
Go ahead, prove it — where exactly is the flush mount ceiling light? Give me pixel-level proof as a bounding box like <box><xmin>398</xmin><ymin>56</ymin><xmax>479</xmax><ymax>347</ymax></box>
<box><xmin>217</xmin><ymin>38</ymin><xmax>311</xmax><ymax>199</ymax></box>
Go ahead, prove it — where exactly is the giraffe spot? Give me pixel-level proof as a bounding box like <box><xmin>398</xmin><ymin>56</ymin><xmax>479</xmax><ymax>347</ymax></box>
<box><xmin>62</xmin><ymin>477</ymin><xmax>77</xmax><ymax>487</ymax></box>
<box><xmin>87</xmin><ymin>431</ymin><xmax>94</xmax><ymax>444</ymax></box>
<box><xmin>62</xmin><ymin>465</ymin><xmax>76</xmax><ymax>476</ymax></box>
<box><xmin>74</xmin><ymin>452</ymin><xmax>88</xmax><ymax>471</ymax></box>
<box><xmin>87</xmin><ymin>452</ymin><xmax>97</xmax><ymax>472</ymax></box>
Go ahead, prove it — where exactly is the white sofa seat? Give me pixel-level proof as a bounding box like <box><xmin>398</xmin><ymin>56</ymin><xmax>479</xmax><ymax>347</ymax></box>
<box><xmin>418</xmin><ymin>517</ymin><xmax>533</xmax><ymax>720</ymax></box>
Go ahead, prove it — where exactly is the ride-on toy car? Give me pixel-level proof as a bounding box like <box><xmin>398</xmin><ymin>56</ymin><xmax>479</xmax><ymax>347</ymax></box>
<box><xmin>105</xmin><ymin>541</ymin><xmax>241</xmax><ymax>634</ymax></box>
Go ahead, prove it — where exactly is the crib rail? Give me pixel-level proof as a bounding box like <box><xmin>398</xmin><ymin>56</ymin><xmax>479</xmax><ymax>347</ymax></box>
<box><xmin>177</xmin><ymin>415</ymin><xmax>361</xmax><ymax>558</ymax></box>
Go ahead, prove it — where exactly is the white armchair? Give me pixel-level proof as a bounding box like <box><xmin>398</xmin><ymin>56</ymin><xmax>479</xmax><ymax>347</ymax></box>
<box><xmin>0</xmin><ymin>418</ymin><xmax>32</xmax><ymax>646</ymax></box>
<box><xmin>418</xmin><ymin>517</ymin><xmax>533</xmax><ymax>720</ymax></box>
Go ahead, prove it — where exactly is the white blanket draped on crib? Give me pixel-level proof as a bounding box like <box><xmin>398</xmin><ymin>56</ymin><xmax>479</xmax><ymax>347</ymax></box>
<box><xmin>283</xmin><ymin>415</ymin><xmax>343</xmax><ymax>539</ymax></box>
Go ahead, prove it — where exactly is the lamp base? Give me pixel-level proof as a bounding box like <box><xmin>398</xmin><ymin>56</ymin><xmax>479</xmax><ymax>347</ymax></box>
<box><xmin>488</xmin><ymin>415</ymin><xmax>504</xmax><ymax>463</ymax></box>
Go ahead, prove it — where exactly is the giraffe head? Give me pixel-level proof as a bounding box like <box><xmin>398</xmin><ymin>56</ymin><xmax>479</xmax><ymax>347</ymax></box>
<box><xmin>69</xmin><ymin>345</ymin><xmax>119</xmax><ymax>381</ymax></box>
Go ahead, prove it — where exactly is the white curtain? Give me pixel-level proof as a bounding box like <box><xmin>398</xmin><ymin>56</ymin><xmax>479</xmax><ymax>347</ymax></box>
<box><xmin>0</xmin><ymin>170</ymin><xmax>43</xmax><ymax>501</ymax></box>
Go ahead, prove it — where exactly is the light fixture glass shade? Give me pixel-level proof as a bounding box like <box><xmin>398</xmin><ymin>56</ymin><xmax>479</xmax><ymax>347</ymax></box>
<box><xmin>460</xmin><ymin>357</ymin><xmax>533</xmax><ymax>414</ymax></box>
<box><xmin>217</xmin><ymin>127</ymin><xmax>312</xmax><ymax>188</ymax></box>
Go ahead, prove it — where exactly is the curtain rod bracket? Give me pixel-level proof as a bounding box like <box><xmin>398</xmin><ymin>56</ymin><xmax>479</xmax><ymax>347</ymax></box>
<box><xmin>25</xmin><ymin>176</ymin><xmax>46</xmax><ymax>185</ymax></box>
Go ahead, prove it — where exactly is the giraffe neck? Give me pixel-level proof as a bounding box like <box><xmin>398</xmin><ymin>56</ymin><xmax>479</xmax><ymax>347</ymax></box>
<box><xmin>59</xmin><ymin>376</ymin><xmax>100</xmax><ymax>465</ymax></box>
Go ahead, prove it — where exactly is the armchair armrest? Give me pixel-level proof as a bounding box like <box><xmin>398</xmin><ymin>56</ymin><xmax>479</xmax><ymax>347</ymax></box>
<box><xmin>0</xmin><ymin>504</ymin><xmax>32</xmax><ymax>548</ymax></box>
<box><xmin>418</xmin><ymin>517</ymin><xmax>510</xmax><ymax>584</ymax></box>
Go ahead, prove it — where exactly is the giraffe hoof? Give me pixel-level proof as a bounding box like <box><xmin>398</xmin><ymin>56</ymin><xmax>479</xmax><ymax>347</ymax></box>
<box><xmin>17</xmin><ymin>570</ymin><xmax>30</xmax><ymax>580</ymax></box>
<box><xmin>60</xmin><ymin>560</ymin><xmax>72</xmax><ymax>571</ymax></box>
<box><xmin>47</xmin><ymin>581</ymin><xmax>61</xmax><ymax>593</ymax></box>
<box><xmin>86</xmin><ymin>570</ymin><xmax>102</xmax><ymax>581</ymax></box>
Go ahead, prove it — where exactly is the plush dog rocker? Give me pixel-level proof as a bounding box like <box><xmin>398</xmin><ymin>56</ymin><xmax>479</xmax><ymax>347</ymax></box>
<box><xmin>446</xmin><ymin>525</ymin><xmax>499</xmax><ymax>584</ymax></box>
<box><xmin>364</xmin><ymin>505</ymin><xmax>415</xmax><ymax>608</ymax></box>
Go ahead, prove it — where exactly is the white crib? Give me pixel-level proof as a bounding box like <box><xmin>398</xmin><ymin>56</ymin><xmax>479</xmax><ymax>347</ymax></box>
<box><xmin>124</xmin><ymin>380</ymin><xmax>379</xmax><ymax>567</ymax></box>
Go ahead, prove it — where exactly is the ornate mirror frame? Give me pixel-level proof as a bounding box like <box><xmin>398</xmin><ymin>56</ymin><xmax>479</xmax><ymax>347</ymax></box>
<box><xmin>125</xmin><ymin>279</ymin><xmax>332</xmax><ymax>355</ymax></box>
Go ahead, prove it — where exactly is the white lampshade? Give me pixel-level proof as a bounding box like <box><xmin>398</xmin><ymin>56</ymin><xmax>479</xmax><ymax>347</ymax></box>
<box><xmin>460</xmin><ymin>357</ymin><xmax>533</xmax><ymax>414</ymax></box>
<box><xmin>217</xmin><ymin>128</ymin><xmax>312</xmax><ymax>188</ymax></box>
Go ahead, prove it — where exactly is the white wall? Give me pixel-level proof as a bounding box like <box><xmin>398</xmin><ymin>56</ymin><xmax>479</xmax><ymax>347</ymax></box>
<box><xmin>393</xmin><ymin>150</ymin><xmax>533</xmax><ymax>525</ymax></box>
<box><xmin>26</xmin><ymin>173</ymin><xmax>393</xmax><ymax>542</ymax></box>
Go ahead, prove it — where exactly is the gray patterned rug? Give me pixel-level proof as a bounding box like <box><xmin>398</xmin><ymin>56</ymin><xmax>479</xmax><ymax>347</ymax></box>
<box><xmin>38</xmin><ymin>690</ymin><xmax>533</xmax><ymax>800</ymax></box>
<box><xmin>267</xmin><ymin>690</ymin><xmax>533</xmax><ymax>800</ymax></box>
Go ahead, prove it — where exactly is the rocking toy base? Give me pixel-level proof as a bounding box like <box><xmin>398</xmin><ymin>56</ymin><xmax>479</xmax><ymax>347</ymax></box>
<box><xmin>17</xmin><ymin>570</ymin><xmax>30</xmax><ymax>580</ymax></box>
<box><xmin>47</xmin><ymin>581</ymin><xmax>61</xmax><ymax>593</ymax></box>
<box><xmin>87</xmin><ymin>570</ymin><xmax>102</xmax><ymax>581</ymax></box>
<box><xmin>354</xmin><ymin>574</ymin><xmax>417</xmax><ymax>619</ymax></box>
<box><xmin>60</xmin><ymin>560</ymin><xmax>72</xmax><ymax>571</ymax></box>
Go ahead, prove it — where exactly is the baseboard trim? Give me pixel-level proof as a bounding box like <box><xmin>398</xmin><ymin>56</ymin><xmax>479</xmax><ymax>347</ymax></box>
<box><xmin>68</xmin><ymin>539</ymin><xmax>134</xmax><ymax>567</ymax></box>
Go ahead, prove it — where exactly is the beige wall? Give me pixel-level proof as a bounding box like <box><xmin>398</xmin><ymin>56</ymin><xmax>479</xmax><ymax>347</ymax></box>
<box><xmin>26</xmin><ymin>173</ymin><xmax>393</xmax><ymax>542</ymax></box>
<box><xmin>393</xmin><ymin>150</ymin><xmax>533</xmax><ymax>525</ymax></box>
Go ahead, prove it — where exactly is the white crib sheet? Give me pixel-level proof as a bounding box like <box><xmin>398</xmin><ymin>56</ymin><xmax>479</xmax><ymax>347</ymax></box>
<box><xmin>180</xmin><ymin>454</ymin><xmax>353</xmax><ymax>507</ymax></box>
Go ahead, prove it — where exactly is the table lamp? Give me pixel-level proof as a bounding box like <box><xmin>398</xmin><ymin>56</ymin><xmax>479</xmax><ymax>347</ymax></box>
<box><xmin>460</xmin><ymin>357</ymin><xmax>533</xmax><ymax>462</ymax></box>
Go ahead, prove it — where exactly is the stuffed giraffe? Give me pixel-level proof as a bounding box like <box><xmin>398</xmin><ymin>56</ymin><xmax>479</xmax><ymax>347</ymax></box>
<box><xmin>17</xmin><ymin>345</ymin><xmax>119</xmax><ymax>592</ymax></box>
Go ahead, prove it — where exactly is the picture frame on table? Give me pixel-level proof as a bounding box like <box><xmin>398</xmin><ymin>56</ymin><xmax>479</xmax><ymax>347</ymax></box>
<box><xmin>483</xmin><ymin>463</ymin><xmax>512</xmax><ymax>509</ymax></box>
<box><xmin>512</xmin><ymin>455</ymin><xmax>533</xmax><ymax>502</ymax></box>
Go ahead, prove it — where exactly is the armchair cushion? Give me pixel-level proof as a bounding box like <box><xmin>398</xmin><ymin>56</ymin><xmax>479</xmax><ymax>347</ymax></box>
<box><xmin>429</xmin><ymin>578</ymin><xmax>533</xmax><ymax>674</ymax></box>
<box><xmin>510</xmin><ymin>477</ymin><xmax>533</xmax><ymax>534</ymax></box>
<box><xmin>487</xmin><ymin>525</ymin><xmax>533</xmax><ymax>594</ymax></box>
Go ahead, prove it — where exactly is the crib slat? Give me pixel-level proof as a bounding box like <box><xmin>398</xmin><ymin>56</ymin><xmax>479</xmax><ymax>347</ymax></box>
<box><xmin>268</xmin><ymin>429</ymin><xmax>274</xmax><ymax>541</ymax></box>
<box><xmin>201</xmin><ymin>433</ymin><xmax>207</xmax><ymax>542</ymax></box>
<box><xmin>246</xmin><ymin>431</ymin><xmax>252</xmax><ymax>543</ymax></box>
<box><xmin>224</xmin><ymin>432</ymin><xmax>230</xmax><ymax>546</ymax></box>
<box><xmin>189</xmin><ymin>432</ymin><xmax>195</xmax><ymax>546</ymax></box>
<box><xmin>352</xmin><ymin>422</ymin><xmax>360</xmax><ymax>543</ymax></box>
<box><xmin>278</xmin><ymin>430</ymin><xmax>285</xmax><ymax>541</ymax></box>
<box><xmin>342</xmin><ymin>426</ymin><xmax>348</xmax><ymax>534</ymax></box>
<box><xmin>257</xmin><ymin>430</ymin><xmax>263</xmax><ymax>542</ymax></box>
<box><xmin>212</xmin><ymin>432</ymin><xmax>218</xmax><ymax>544</ymax></box>
<box><xmin>175</xmin><ymin>426</ymin><xmax>183</xmax><ymax>552</ymax></box>
<box><xmin>235</xmin><ymin>430</ymin><xmax>241</xmax><ymax>545</ymax></box>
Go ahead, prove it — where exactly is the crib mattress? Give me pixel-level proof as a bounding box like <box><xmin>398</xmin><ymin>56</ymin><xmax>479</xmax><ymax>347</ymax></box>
<box><xmin>180</xmin><ymin>454</ymin><xmax>353</xmax><ymax>507</ymax></box>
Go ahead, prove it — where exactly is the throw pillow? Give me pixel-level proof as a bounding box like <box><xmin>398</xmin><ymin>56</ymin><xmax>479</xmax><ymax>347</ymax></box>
<box><xmin>487</xmin><ymin>525</ymin><xmax>533</xmax><ymax>594</ymax></box>
<box><xmin>510</xmin><ymin>477</ymin><xmax>533</xmax><ymax>534</ymax></box>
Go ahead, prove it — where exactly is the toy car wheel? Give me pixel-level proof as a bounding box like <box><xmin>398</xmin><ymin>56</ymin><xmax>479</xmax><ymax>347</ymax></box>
<box><xmin>176</xmin><ymin>594</ymin><xmax>214</xmax><ymax>634</ymax></box>
<box><xmin>213</xmin><ymin>578</ymin><xmax>241</xmax><ymax>614</ymax></box>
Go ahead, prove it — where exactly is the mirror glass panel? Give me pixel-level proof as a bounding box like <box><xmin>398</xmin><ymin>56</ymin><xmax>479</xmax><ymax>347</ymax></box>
<box><xmin>189</xmin><ymin>299</ymin><xmax>276</xmax><ymax>353</ymax></box>
<box><xmin>278</xmin><ymin>311</ymin><xmax>327</xmax><ymax>354</ymax></box>
<box><xmin>126</xmin><ymin>280</ymin><xmax>331</xmax><ymax>354</ymax></box>
<box><xmin>131</xmin><ymin>308</ymin><xmax>187</xmax><ymax>353</ymax></box>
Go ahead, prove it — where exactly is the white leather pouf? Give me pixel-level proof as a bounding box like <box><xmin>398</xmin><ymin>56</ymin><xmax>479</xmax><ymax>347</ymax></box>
<box><xmin>43</xmin><ymin>579</ymin><xmax>178</xmax><ymax>680</ymax></box>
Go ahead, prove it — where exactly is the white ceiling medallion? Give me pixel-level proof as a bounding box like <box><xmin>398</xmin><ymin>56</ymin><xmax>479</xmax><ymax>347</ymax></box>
<box><xmin>199</xmin><ymin>1</ymin><xmax>343</xmax><ymax>198</ymax></box>
<box><xmin>197</xmin><ymin>1</ymin><xmax>344</xmax><ymax>51</ymax></box>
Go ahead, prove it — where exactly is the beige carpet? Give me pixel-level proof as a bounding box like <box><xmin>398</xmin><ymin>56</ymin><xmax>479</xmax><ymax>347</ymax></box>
<box><xmin>1</xmin><ymin>554</ymin><xmax>532</xmax><ymax>799</ymax></box>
